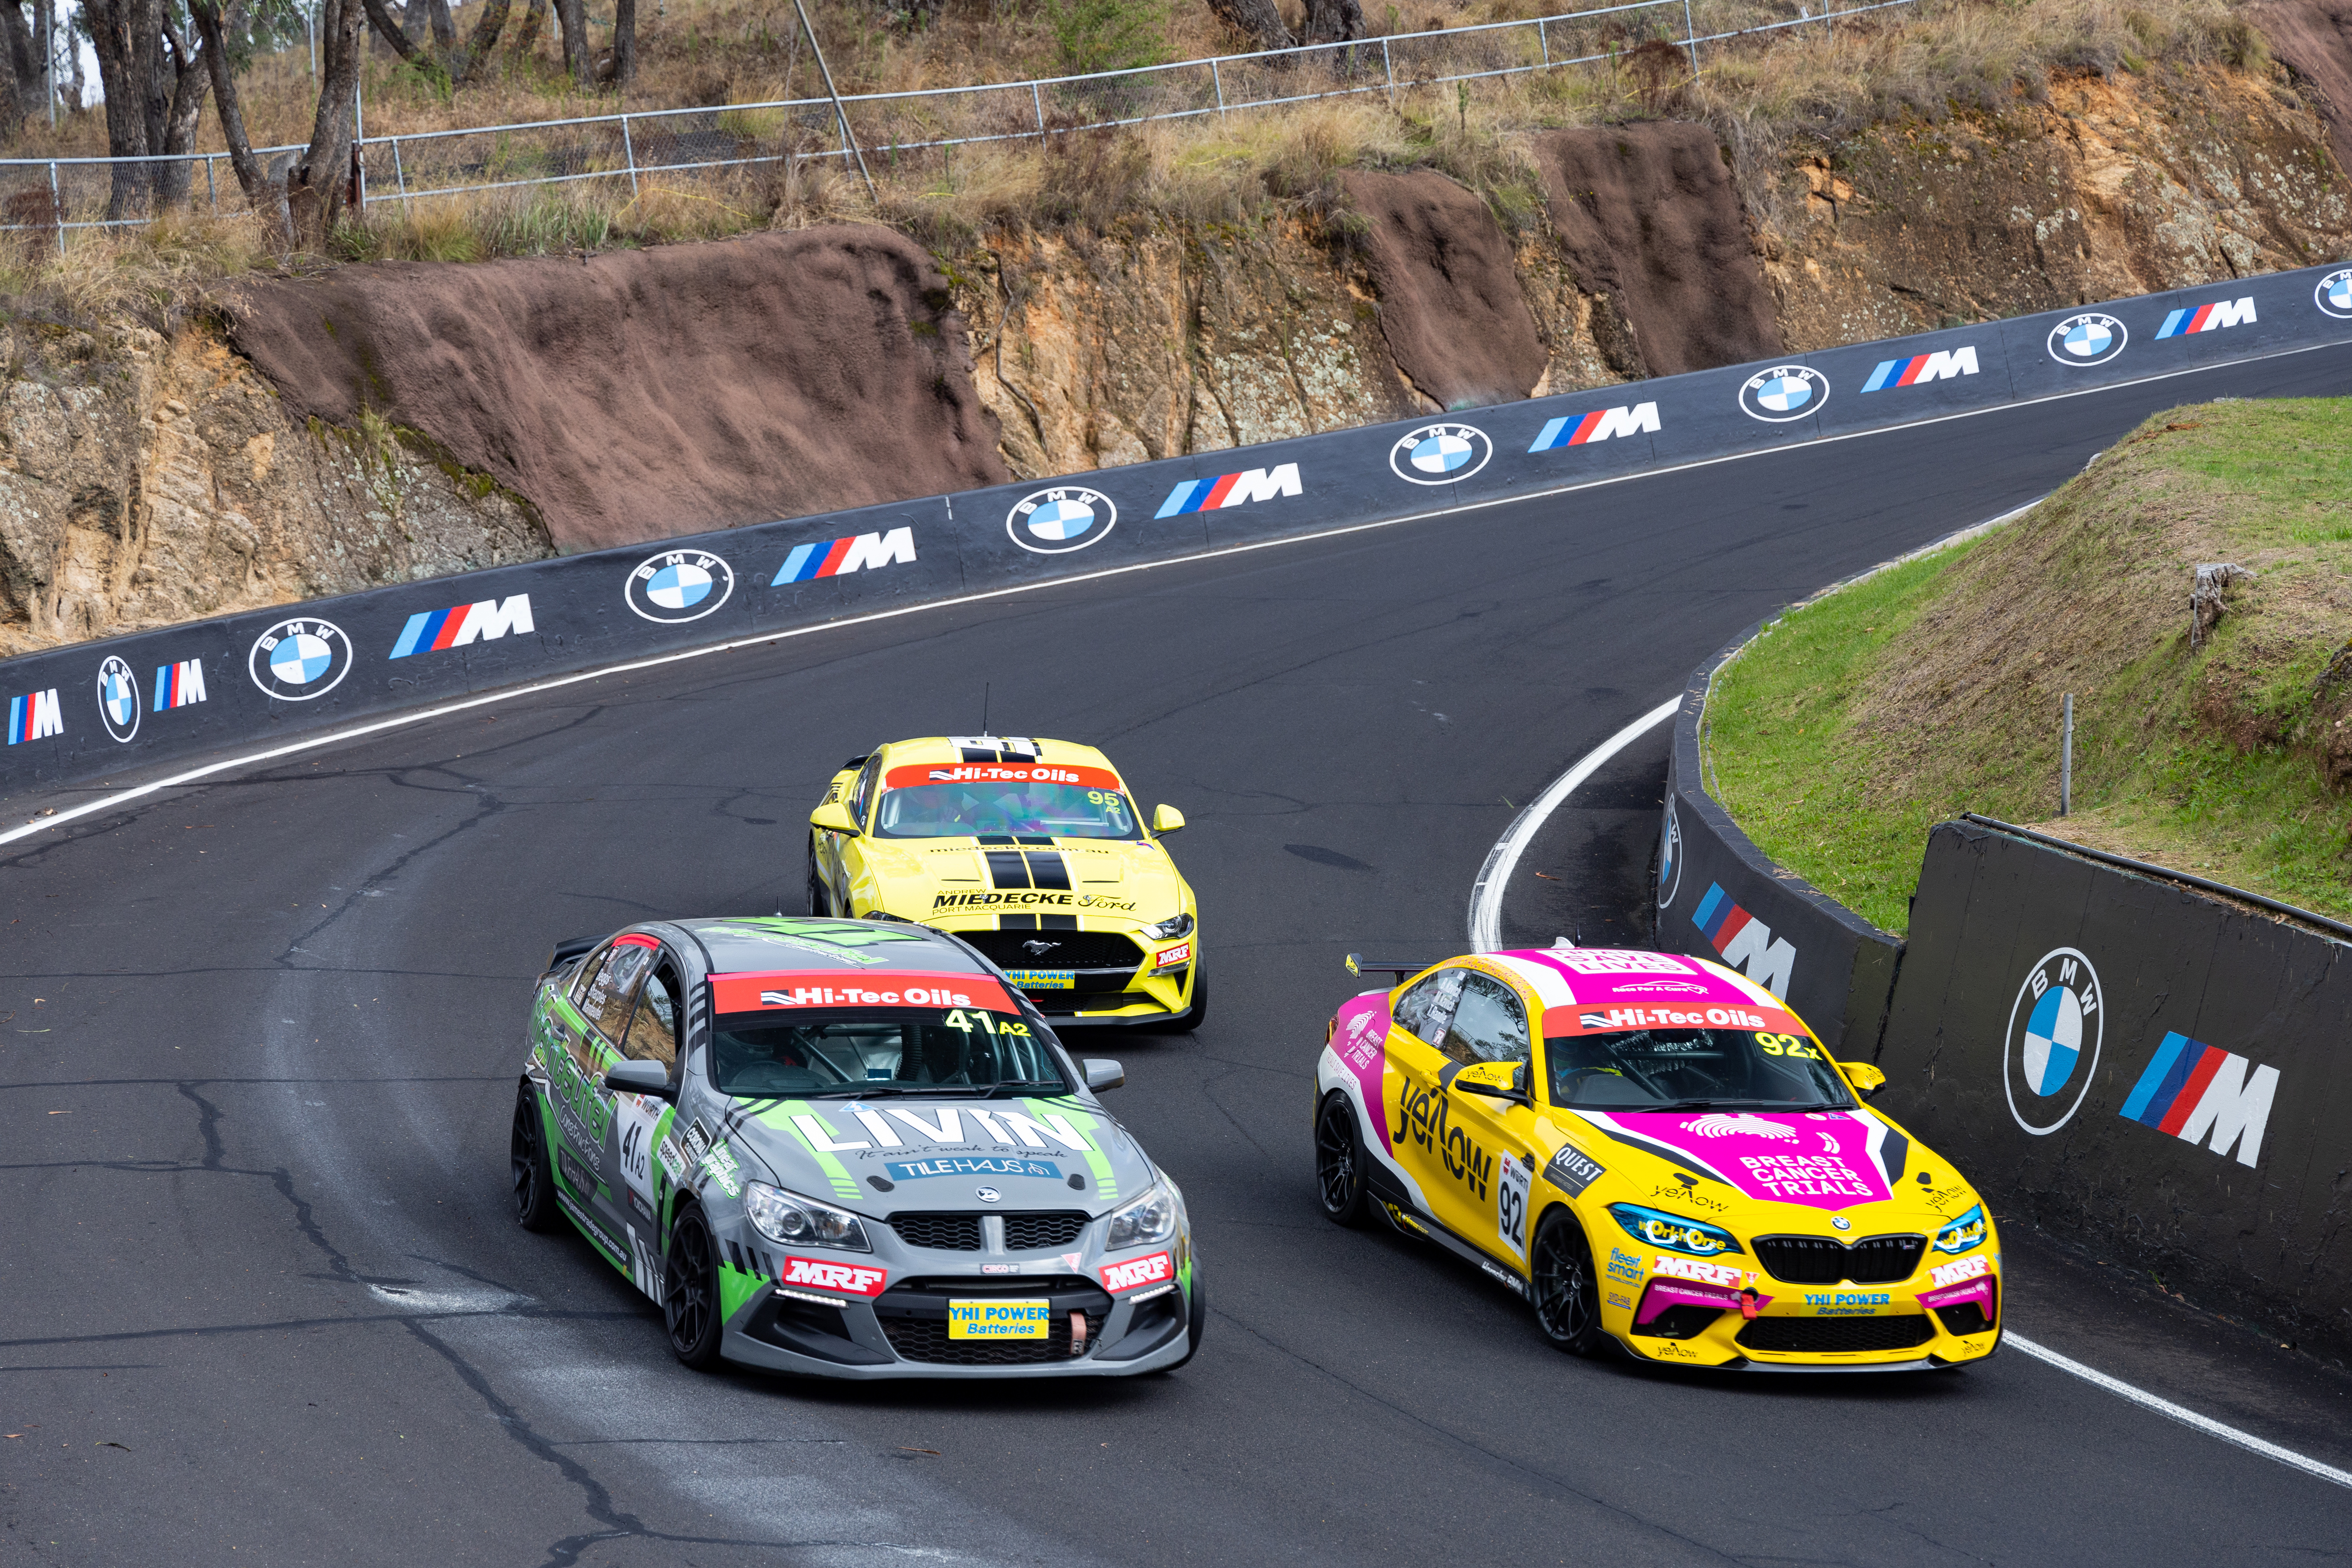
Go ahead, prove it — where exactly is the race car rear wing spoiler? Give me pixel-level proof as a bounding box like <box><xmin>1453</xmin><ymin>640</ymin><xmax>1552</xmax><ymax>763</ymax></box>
<box><xmin>1344</xmin><ymin>955</ymin><xmax>1431</xmax><ymax>981</ymax></box>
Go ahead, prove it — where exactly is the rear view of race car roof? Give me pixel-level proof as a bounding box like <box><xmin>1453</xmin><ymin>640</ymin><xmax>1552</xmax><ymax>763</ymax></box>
<box><xmin>676</xmin><ymin>916</ymin><xmax>993</xmax><ymax>975</ymax></box>
<box><xmin>881</xmin><ymin>734</ymin><xmax>1123</xmax><ymax>773</ymax></box>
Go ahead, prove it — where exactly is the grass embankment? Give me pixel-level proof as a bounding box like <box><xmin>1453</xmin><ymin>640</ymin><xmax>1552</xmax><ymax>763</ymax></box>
<box><xmin>0</xmin><ymin>0</ymin><xmax>2275</xmax><ymax>312</ymax></box>
<box><xmin>1707</xmin><ymin>399</ymin><xmax>2352</xmax><ymax>933</ymax></box>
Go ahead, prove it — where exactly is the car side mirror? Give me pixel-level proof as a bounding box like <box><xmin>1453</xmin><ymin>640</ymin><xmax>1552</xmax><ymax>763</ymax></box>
<box><xmin>1839</xmin><ymin>1060</ymin><xmax>1887</xmax><ymax>1099</ymax></box>
<box><xmin>1082</xmin><ymin>1059</ymin><xmax>1125</xmax><ymax>1091</ymax></box>
<box><xmin>809</xmin><ymin>799</ymin><xmax>859</xmax><ymax>835</ymax></box>
<box><xmin>1451</xmin><ymin>1059</ymin><xmax>1532</xmax><ymax>1107</ymax></box>
<box><xmin>1151</xmin><ymin>804</ymin><xmax>1185</xmax><ymax>836</ymax></box>
<box><xmin>604</xmin><ymin>1059</ymin><xmax>675</xmax><ymax>1101</ymax></box>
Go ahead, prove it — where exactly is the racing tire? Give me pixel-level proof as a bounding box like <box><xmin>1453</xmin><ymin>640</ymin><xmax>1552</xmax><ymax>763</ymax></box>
<box><xmin>510</xmin><ymin>1082</ymin><xmax>559</xmax><ymax>1234</ymax></box>
<box><xmin>1167</xmin><ymin>962</ymin><xmax>1209</xmax><ymax>1032</ymax></box>
<box><xmin>1314</xmin><ymin>1091</ymin><xmax>1369</xmax><ymax>1227</ymax></box>
<box><xmin>664</xmin><ymin>1205</ymin><xmax>726</xmax><ymax>1370</ymax></box>
<box><xmin>1529</xmin><ymin>1209</ymin><xmax>1608</xmax><ymax>1357</ymax></box>
<box><xmin>805</xmin><ymin>841</ymin><xmax>832</xmax><ymax>917</ymax></box>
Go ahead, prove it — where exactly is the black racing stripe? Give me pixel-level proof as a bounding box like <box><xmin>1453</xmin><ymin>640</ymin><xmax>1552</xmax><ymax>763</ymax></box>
<box><xmin>985</xmin><ymin>851</ymin><xmax>1033</xmax><ymax>889</ymax></box>
<box><xmin>977</xmin><ymin>834</ymin><xmax>1017</xmax><ymax>846</ymax></box>
<box><xmin>960</xmin><ymin>747</ymin><xmax>996</xmax><ymax>762</ymax></box>
<box><xmin>1026</xmin><ymin>850</ymin><xmax>1072</xmax><ymax>890</ymax></box>
<box><xmin>1040</xmin><ymin>914</ymin><xmax>1079</xmax><ymax>931</ymax></box>
<box><xmin>1439</xmin><ymin>1061</ymin><xmax>1463</xmax><ymax>1089</ymax></box>
<box><xmin>1878</xmin><ymin>1127</ymin><xmax>1911</xmax><ymax>1184</ymax></box>
<box><xmin>1015</xmin><ymin>835</ymin><xmax>1056</xmax><ymax>846</ymax></box>
<box><xmin>999</xmin><ymin>914</ymin><xmax>1039</xmax><ymax>930</ymax></box>
<box><xmin>1594</xmin><ymin>1126</ymin><xmax>1736</xmax><ymax>1186</ymax></box>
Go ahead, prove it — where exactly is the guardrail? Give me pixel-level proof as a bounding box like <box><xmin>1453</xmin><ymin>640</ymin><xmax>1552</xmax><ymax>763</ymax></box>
<box><xmin>0</xmin><ymin>0</ymin><xmax>1915</xmax><ymax>241</ymax></box>
<box><xmin>3</xmin><ymin>258</ymin><xmax>2349</xmax><ymax>806</ymax></box>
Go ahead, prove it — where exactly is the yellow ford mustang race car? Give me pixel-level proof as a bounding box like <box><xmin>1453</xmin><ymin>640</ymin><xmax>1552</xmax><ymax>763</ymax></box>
<box><xmin>807</xmin><ymin>735</ymin><xmax>1203</xmax><ymax>1029</ymax></box>
<box><xmin>1314</xmin><ymin>946</ymin><xmax>2000</xmax><ymax>1371</ymax></box>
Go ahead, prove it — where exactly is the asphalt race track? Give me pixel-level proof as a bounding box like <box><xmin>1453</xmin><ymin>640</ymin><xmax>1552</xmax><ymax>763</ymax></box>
<box><xmin>9</xmin><ymin>350</ymin><xmax>2352</xmax><ymax>1565</ymax></box>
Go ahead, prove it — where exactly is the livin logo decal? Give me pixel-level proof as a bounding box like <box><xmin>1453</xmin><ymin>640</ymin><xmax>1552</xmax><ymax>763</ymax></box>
<box><xmin>2118</xmin><ymin>1032</ymin><xmax>2279</xmax><ymax>1168</ymax></box>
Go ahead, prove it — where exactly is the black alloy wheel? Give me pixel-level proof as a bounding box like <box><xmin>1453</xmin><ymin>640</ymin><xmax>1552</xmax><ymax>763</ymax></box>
<box><xmin>1530</xmin><ymin>1210</ymin><xmax>1607</xmax><ymax>1355</ymax></box>
<box><xmin>511</xmin><ymin>1082</ymin><xmax>558</xmax><ymax>1233</ymax></box>
<box><xmin>665</xmin><ymin>1206</ymin><xmax>725</xmax><ymax>1369</ymax></box>
<box><xmin>1314</xmin><ymin>1091</ymin><xmax>1368</xmax><ymax>1226</ymax></box>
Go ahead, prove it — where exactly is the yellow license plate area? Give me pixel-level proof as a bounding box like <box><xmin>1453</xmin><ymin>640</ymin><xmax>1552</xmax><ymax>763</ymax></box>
<box><xmin>948</xmin><ymin>1299</ymin><xmax>1051</xmax><ymax>1339</ymax></box>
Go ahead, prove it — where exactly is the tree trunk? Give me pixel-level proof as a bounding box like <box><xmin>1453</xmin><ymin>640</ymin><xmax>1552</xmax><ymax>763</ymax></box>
<box><xmin>424</xmin><ymin>0</ymin><xmax>453</xmax><ymax>49</ymax></box>
<box><xmin>1</xmin><ymin>1</ymin><xmax>41</xmax><ymax>137</ymax></box>
<box><xmin>151</xmin><ymin>18</ymin><xmax>209</xmax><ymax>207</ymax></box>
<box><xmin>453</xmin><ymin>0</ymin><xmax>512</xmax><ymax>82</ymax></box>
<box><xmin>288</xmin><ymin>0</ymin><xmax>364</xmax><ymax>244</ymax></box>
<box><xmin>85</xmin><ymin>0</ymin><xmax>157</xmax><ymax>216</ymax></box>
<box><xmin>192</xmin><ymin>0</ymin><xmax>289</xmax><ymax>241</ymax></box>
<box><xmin>1301</xmin><ymin>0</ymin><xmax>1364</xmax><ymax>45</ymax></box>
<box><xmin>359</xmin><ymin>0</ymin><xmax>423</xmax><ymax>63</ymax></box>
<box><xmin>609</xmin><ymin>0</ymin><xmax>632</xmax><ymax>83</ymax></box>
<box><xmin>64</xmin><ymin>2</ymin><xmax>84</xmax><ymax>106</ymax></box>
<box><xmin>1205</xmin><ymin>0</ymin><xmax>1292</xmax><ymax>52</ymax></box>
<box><xmin>554</xmin><ymin>0</ymin><xmax>588</xmax><ymax>86</ymax></box>
<box><xmin>32</xmin><ymin>0</ymin><xmax>53</xmax><ymax>119</ymax></box>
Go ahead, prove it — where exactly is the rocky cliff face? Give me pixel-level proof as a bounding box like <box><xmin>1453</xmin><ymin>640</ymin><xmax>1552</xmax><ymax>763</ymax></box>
<box><xmin>3</xmin><ymin>60</ymin><xmax>2347</xmax><ymax>654</ymax></box>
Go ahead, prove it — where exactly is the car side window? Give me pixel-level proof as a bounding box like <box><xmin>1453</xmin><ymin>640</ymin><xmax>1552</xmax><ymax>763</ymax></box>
<box><xmin>566</xmin><ymin>946</ymin><xmax>612</xmax><ymax>1011</ymax></box>
<box><xmin>1393</xmin><ymin>969</ymin><xmax>1465</xmax><ymax>1046</ymax></box>
<box><xmin>625</xmin><ymin>965</ymin><xmax>679</xmax><ymax>1068</ymax></box>
<box><xmin>585</xmin><ymin>939</ymin><xmax>653</xmax><ymax>1043</ymax></box>
<box><xmin>1441</xmin><ymin>972</ymin><xmax>1530</xmax><ymax>1067</ymax></box>
<box><xmin>850</xmin><ymin>754</ymin><xmax>884</xmax><ymax>827</ymax></box>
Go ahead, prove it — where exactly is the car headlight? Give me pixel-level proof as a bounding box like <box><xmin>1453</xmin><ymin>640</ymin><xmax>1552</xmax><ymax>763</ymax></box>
<box><xmin>1107</xmin><ymin>1183</ymin><xmax>1178</xmax><ymax>1250</ymax></box>
<box><xmin>1933</xmin><ymin>1204</ymin><xmax>1987</xmax><ymax>1255</ymax></box>
<box><xmin>1608</xmin><ymin>1202</ymin><xmax>1743</xmax><ymax>1258</ymax></box>
<box><xmin>743</xmin><ymin>1182</ymin><xmax>872</xmax><ymax>1252</ymax></box>
<box><xmin>1141</xmin><ymin>911</ymin><xmax>1194</xmax><ymax>942</ymax></box>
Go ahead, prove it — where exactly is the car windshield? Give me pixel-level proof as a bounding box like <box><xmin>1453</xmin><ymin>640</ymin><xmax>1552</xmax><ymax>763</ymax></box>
<box><xmin>874</xmin><ymin>779</ymin><xmax>1140</xmax><ymax>839</ymax></box>
<box><xmin>1546</xmin><ymin>1026</ymin><xmax>1854</xmax><ymax>1111</ymax></box>
<box><xmin>710</xmin><ymin>1006</ymin><xmax>1070</xmax><ymax>1098</ymax></box>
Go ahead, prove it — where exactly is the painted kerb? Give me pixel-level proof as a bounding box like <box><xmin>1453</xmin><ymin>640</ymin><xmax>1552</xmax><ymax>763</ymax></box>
<box><xmin>1876</xmin><ymin>819</ymin><xmax>2352</xmax><ymax>1359</ymax></box>
<box><xmin>6</xmin><ymin>257</ymin><xmax>2352</xmax><ymax>796</ymax></box>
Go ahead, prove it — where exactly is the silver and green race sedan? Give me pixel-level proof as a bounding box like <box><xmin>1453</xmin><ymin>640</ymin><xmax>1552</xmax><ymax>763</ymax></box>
<box><xmin>510</xmin><ymin>915</ymin><xmax>1203</xmax><ymax>1377</ymax></box>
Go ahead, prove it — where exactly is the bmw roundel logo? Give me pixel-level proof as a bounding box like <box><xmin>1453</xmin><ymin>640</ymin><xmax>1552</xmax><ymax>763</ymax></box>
<box><xmin>2047</xmin><ymin>312</ymin><xmax>2128</xmax><ymax>367</ymax></box>
<box><xmin>625</xmin><ymin>549</ymin><xmax>735</xmax><ymax>624</ymax></box>
<box><xmin>1006</xmin><ymin>486</ymin><xmax>1117</xmax><ymax>554</ymax></box>
<box><xmin>96</xmin><ymin>655</ymin><xmax>140</xmax><ymax>743</ymax></box>
<box><xmin>247</xmin><ymin>617</ymin><xmax>353</xmax><ymax>702</ymax></box>
<box><xmin>1738</xmin><ymin>366</ymin><xmax>1828</xmax><ymax>423</ymax></box>
<box><xmin>2002</xmin><ymin>947</ymin><xmax>2104</xmax><ymax>1136</ymax></box>
<box><xmin>1657</xmin><ymin>796</ymin><xmax>1685</xmax><ymax>910</ymax></box>
<box><xmin>1389</xmin><ymin>422</ymin><xmax>1493</xmax><ymax>484</ymax></box>
<box><xmin>2316</xmin><ymin>268</ymin><xmax>2352</xmax><ymax>321</ymax></box>
<box><xmin>1830</xmin><ymin>1215</ymin><xmax>1851</xmax><ymax>1232</ymax></box>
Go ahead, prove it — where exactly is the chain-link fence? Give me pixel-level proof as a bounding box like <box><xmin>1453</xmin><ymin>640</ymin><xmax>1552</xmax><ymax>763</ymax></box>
<box><xmin>0</xmin><ymin>0</ymin><xmax>1916</xmax><ymax>245</ymax></box>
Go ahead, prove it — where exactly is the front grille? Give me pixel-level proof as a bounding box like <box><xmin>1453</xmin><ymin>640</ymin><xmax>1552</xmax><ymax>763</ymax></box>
<box><xmin>960</xmin><ymin>930</ymin><xmax>1145</xmax><ymax>971</ymax></box>
<box><xmin>1934</xmin><ymin>1299</ymin><xmax>1994</xmax><ymax>1336</ymax></box>
<box><xmin>889</xmin><ymin>1212</ymin><xmax>985</xmax><ymax>1250</ymax></box>
<box><xmin>1737</xmin><ymin>1314</ymin><xmax>1935</xmax><ymax>1353</ymax></box>
<box><xmin>1004</xmin><ymin>1211</ymin><xmax>1090</xmax><ymax>1250</ymax></box>
<box><xmin>881</xmin><ymin>1309</ymin><xmax>1105</xmax><ymax>1364</ymax></box>
<box><xmin>1753</xmin><ymin>1234</ymin><xmax>1926</xmax><ymax>1285</ymax></box>
<box><xmin>1634</xmin><ymin>1305</ymin><xmax>1723</xmax><ymax>1340</ymax></box>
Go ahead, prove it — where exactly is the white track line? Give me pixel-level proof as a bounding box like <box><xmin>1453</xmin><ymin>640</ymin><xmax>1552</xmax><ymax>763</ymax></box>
<box><xmin>8</xmin><ymin>335</ymin><xmax>2347</xmax><ymax>850</ymax></box>
<box><xmin>2008</xmin><ymin>1335</ymin><xmax>2352</xmax><ymax>1490</ymax></box>
<box><xmin>1467</xmin><ymin>697</ymin><xmax>1680</xmax><ymax>952</ymax></box>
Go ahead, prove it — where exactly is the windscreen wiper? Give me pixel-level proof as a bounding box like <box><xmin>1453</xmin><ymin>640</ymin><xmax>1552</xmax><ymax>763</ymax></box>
<box><xmin>977</xmin><ymin>1080</ymin><xmax>1066</xmax><ymax>1099</ymax></box>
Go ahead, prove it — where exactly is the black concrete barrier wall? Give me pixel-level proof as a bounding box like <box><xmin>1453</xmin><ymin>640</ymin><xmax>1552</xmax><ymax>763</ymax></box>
<box><xmin>7</xmin><ymin>259</ymin><xmax>2352</xmax><ymax>796</ymax></box>
<box><xmin>1654</xmin><ymin>626</ymin><xmax>1903</xmax><ymax>1055</ymax></box>
<box><xmin>1876</xmin><ymin>818</ymin><xmax>2352</xmax><ymax>1358</ymax></box>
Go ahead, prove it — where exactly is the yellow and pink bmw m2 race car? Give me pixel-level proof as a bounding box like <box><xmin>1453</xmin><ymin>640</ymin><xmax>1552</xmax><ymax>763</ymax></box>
<box><xmin>1313</xmin><ymin>946</ymin><xmax>1998</xmax><ymax>1371</ymax></box>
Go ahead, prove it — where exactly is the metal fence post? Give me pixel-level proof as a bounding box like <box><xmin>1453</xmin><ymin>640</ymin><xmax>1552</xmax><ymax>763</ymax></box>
<box><xmin>1382</xmin><ymin>36</ymin><xmax>1395</xmax><ymax>105</ymax></box>
<box><xmin>205</xmin><ymin>155</ymin><xmax>217</xmax><ymax>211</ymax></box>
<box><xmin>1211</xmin><ymin>59</ymin><xmax>1226</xmax><ymax>126</ymax></box>
<box><xmin>392</xmin><ymin>137</ymin><xmax>407</xmax><ymax>201</ymax></box>
<box><xmin>1682</xmin><ymin>0</ymin><xmax>1700</xmax><ymax>72</ymax></box>
<box><xmin>48</xmin><ymin>159</ymin><xmax>61</xmax><ymax>255</ymax></box>
<box><xmin>1538</xmin><ymin>17</ymin><xmax>1550</xmax><ymax>64</ymax></box>
<box><xmin>1032</xmin><ymin>80</ymin><xmax>1046</xmax><ymax>143</ymax></box>
<box><xmin>621</xmin><ymin>114</ymin><xmax>639</xmax><ymax>197</ymax></box>
<box><xmin>2060</xmin><ymin>694</ymin><xmax>2074</xmax><ymax>816</ymax></box>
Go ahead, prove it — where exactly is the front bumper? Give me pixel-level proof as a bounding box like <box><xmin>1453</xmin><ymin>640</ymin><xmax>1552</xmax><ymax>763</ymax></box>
<box><xmin>1608</xmin><ymin>1262</ymin><xmax>2002</xmax><ymax>1373</ymax></box>
<box><xmin>715</xmin><ymin>1231</ymin><xmax>1197</xmax><ymax>1378</ymax></box>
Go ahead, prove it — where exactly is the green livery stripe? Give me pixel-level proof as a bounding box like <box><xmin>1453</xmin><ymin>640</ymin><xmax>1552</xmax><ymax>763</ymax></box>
<box><xmin>719</xmin><ymin>1261</ymin><xmax>767</xmax><ymax>1325</ymax></box>
<box><xmin>1033</xmin><ymin>1099</ymin><xmax>1117</xmax><ymax>1201</ymax></box>
<box><xmin>760</xmin><ymin>1100</ymin><xmax>864</xmax><ymax>1201</ymax></box>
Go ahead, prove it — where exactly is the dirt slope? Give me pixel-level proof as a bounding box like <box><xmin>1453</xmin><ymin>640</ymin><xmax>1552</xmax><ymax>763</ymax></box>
<box><xmin>227</xmin><ymin>226</ymin><xmax>1009</xmax><ymax>554</ymax></box>
<box><xmin>2251</xmin><ymin>0</ymin><xmax>2352</xmax><ymax>173</ymax></box>
<box><xmin>1527</xmin><ymin>124</ymin><xmax>1784</xmax><ymax>377</ymax></box>
<box><xmin>1340</xmin><ymin>169</ymin><xmax>1549</xmax><ymax>410</ymax></box>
